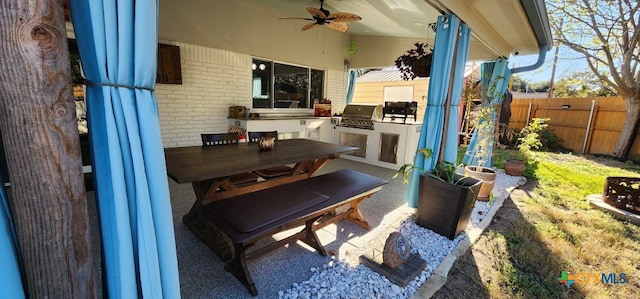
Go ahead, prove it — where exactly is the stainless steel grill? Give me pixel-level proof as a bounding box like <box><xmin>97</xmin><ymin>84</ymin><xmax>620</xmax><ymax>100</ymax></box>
<box><xmin>339</xmin><ymin>104</ymin><xmax>383</xmax><ymax>130</ymax></box>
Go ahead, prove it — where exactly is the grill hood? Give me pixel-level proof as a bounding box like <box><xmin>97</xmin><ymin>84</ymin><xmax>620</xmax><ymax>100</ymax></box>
<box><xmin>339</xmin><ymin>104</ymin><xmax>383</xmax><ymax>129</ymax></box>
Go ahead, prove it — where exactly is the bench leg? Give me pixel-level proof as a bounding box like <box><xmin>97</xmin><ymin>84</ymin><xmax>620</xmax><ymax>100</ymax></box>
<box><xmin>300</xmin><ymin>218</ymin><xmax>328</xmax><ymax>256</ymax></box>
<box><xmin>225</xmin><ymin>243</ymin><xmax>258</xmax><ymax>296</ymax></box>
<box><xmin>344</xmin><ymin>195</ymin><xmax>372</xmax><ymax>230</ymax></box>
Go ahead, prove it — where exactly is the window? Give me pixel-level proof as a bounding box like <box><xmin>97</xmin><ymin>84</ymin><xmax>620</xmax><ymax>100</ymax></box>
<box><xmin>252</xmin><ymin>58</ymin><xmax>324</xmax><ymax>109</ymax></box>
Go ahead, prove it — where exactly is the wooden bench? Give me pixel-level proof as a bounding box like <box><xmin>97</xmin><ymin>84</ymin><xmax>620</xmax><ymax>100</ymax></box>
<box><xmin>199</xmin><ymin>169</ymin><xmax>388</xmax><ymax>296</ymax></box>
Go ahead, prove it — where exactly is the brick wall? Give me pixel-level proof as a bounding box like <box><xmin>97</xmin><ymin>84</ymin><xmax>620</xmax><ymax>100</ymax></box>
<box><xmin>155</xmin><ymin>42</ymin><xmax>250</xmax><ymax>147</ymax></box>
<box><xmin>326</xmin><ymin>69</ymin><xmax>348</xmax><ymax>116</ymax></box>
<box><xmin>155</xmin><ymin>41</ymin><xmax>347</xmax><ymax>148</ymax></box>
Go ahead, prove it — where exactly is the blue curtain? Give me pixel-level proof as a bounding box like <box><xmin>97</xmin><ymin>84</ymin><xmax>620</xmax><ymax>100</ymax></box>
<box><xmin>442</xmin><ymin>25</ymin><xmax>471</xmax><ymax>163</ymax></box>
<box><xmin>0</xmin><ymin>186</ymin><xmax>25</xmax><ymax>299</ymax></box>
<box><xmin>345</xmin><ymin>70</ymin><xmax>356</xmax><ymax>105</ymax></box>
<box><xmin>405</xmin><ymin>15</ymin><xmax>464</xmax><ymax>208</ymax></box>
<box><xmin>69</xmin><ymin>0</ymin><xmax>181</xmax><ymax>298</ymax></box>
<box><xmin>462</xmin><ymin>59</ymin><xmax>511</xmax><ymax>166</ymax></box>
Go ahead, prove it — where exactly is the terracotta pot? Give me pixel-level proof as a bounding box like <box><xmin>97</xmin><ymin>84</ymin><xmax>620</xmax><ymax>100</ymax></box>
<box><xmin>504</xmin><ymin>159</ymin><xmax>526</xmax><ymax>176</ymax></box>
<box><xmin>464</xmin><ymin>166</ymin><xmax>497</xmax><ymax>201</ymax></box>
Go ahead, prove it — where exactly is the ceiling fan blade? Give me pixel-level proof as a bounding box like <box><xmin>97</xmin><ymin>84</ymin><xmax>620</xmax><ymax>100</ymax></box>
<box><xmin>280</xmin><ymin>17</ymin><xmax>314</xmax><ymax>20</ymax></box>
<box><xmin>327</xmin><ymin>12</ymin><xmax>361</xmax><ymax>23</ymax></box>
<box><xmin>306</xmin><ymin>7</ymin><xmax>326</xmax><ymax>19</ymax></box>
<box><xmin>301</xmin><ymin>22</ymin><xmax>318</xmax><ymax>31</ymax></box>
<box><xmin>325</xmin><ymin>21</ymin><xmax>348</xmax><ymax>32</ymax></box>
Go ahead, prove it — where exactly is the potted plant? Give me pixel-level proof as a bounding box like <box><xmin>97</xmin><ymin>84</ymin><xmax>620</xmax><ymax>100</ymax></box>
<box><xmin>463</xmin><ymin>74</ymin><xmax>508</xmax><ymax>201</ymax></box>
<box><xmin>504</xmin><ymin>151</ymin><xmax>527</xmax><ymax>176</ymax></box>
<box><xmin>394</xmin><ymin>42</ymin><xmax>433</xmax><ymax>80</ymax></box>
<box><xmin>505</xmin><ymin>118</ymin><xmax>549</xmax><ymax>176</ymax></box>
<box><xmin>464</xmin><ymin>104</ymin><xmax>500</xmax><ymax>201</ymax></box>
<box><xmin>395</xmin><ymin>149</ymin><xmax>482</xmax><ymax>240</ymax></box>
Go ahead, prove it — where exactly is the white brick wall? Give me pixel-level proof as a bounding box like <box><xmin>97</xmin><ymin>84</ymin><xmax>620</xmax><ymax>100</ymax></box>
<box><xmin>155</xmin><ymin>42</ymin><xmax>253</xmax><ymax>147</ymax></box>
<box><xmin>326</xmin><ymin>69</ymin><xmax>348</xmax><ymax>115</ymax></box>
<box><xmin>155</xmin><ymin>41</ymin><xmax>347</xmax><ymax>148</ymax></box>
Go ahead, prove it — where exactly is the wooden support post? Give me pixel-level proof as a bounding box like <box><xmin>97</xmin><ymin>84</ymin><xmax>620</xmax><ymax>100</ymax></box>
<box><xmin>0</xmin><ymin>1</ymin><xmax>96</xmax><ymax>297</ymax></box>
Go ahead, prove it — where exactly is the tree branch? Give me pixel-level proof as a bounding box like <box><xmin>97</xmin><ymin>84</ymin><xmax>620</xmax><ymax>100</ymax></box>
<box><xmin>580</xmin><ymin>0</ymin><xmax>625</xmax><ymax>86</ymax></box>
<box><xmin>546</xmin><ymin>0</ymin><xmax>638</xmax><ymax>98</ymax></box>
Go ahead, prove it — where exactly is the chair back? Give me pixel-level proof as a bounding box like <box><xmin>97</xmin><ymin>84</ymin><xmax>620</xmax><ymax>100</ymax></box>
<box><xmin>201</xmin><ymin>133</ymin><xmax>239</xmax><ymax>146</ymax></box>
<box><xmin>247</xmin><ymin>131</ymin><xmax>278</xmax><ymax>143</ymax></box>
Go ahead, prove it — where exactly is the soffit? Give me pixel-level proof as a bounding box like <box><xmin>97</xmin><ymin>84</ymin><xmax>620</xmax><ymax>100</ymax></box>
<box><xmin>254</xmin><ymin>0</ymin><xmax>546</xmax><ymax>58</ymax></box>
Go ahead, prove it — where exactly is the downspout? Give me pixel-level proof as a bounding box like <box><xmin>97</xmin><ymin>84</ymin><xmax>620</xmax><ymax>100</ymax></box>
<box><xmin>510</xmin><ymin>44</ymin><xmax>549</xmax><ymax>74</ymax></box>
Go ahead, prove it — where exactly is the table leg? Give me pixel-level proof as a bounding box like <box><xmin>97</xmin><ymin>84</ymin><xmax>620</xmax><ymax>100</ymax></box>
<box><xmin>184</xmin><ymin>179</ymin><xmax>233</xmax><ymax>261</ymax></box>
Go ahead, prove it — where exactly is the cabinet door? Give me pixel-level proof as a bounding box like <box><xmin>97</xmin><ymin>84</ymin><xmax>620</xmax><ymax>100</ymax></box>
<box><xmin>379</xmin><ymin>133</ymin><xmax>399</xmax><ymax>163</ymax></box>
<box><xmin>339</xmin><ymin>132</ymin><xmax>367</xmax><ymax>158</ymax></box>
<box><xmin>306</xmin><ymin>126</ymin><xmax>320</xmax><ymax>141</ymax></box>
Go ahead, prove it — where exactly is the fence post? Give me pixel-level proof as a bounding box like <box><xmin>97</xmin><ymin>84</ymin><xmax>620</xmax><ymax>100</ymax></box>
<box><xmin>582</xmin><ymin>99</ymin><xmax>597</xmax><ymax>154</ymax></box>
<box><xmin>526</xmin><ymin>101</ymin><xmax>533</xmax><ymax>125</ymax></box>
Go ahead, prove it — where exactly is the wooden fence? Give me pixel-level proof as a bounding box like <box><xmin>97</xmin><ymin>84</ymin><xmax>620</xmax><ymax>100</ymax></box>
<box><xmin>509</xmin><ymin>96</ymin><xmax>640</xmax><ymax>158</ymax></box>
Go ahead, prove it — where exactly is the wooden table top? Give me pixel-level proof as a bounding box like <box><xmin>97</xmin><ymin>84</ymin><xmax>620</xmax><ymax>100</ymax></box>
<box><xmin>165</xmin><ymin>139</ymin><xmax>357</xmax><ymax>183</ymax></box>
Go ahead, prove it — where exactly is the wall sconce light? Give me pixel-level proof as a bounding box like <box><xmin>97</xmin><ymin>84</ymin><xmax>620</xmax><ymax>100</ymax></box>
<box><xmin>562</xmin><ymin>104</ymin><xmax>570</xmax><ymax>109</ymax></box>
<box><xmin>259</xmin><ymin>63</ymin><xmax>266</xmax><ymax>70</ymax></box>
<box><xmin>252</xmin><ymin>63</ymin><xmax>257</xmax><ymax>70</ymax></box>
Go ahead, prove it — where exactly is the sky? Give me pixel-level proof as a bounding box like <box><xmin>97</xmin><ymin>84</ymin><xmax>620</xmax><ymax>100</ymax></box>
<box><xmin>507</xmin><ymin>45</ymin><xmax>590</xmax><ymax>84</ymax></box>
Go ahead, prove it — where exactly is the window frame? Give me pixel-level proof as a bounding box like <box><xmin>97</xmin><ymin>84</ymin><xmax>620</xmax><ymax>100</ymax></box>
<box><xmin>251</xmin><ymin>57</ymin><xmax>325</xmax><ymax>111</ymax></box>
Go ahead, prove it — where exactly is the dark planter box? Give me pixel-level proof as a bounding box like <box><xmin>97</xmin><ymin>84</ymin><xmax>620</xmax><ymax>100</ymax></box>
<box><xmin>416</xmin><ymin>173</ymin><xmax>482</xmax><ymax>240</ymax></box>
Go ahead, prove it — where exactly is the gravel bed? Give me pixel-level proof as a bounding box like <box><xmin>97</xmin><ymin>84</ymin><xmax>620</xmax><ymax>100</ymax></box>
<box><xmin>278</xmin><ymin>171</ymin><xmax>523</xmax><ymax>299</ymax></box>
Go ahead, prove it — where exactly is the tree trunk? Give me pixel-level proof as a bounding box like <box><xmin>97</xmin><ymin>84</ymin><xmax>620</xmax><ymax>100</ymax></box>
<box><xmin>0</xmin><ymin>1</ymin><xmax>96</xmax><ymax>298</ymax></box>
<box><xmin>612</xmin><ymin>93</ymin><xmax>640</xmax><ymax>159</ymax></box>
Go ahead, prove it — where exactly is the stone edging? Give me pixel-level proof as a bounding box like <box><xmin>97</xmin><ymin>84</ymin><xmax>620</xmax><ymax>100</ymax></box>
<box><xmin>410</xmin><ymin>177</ymin><xmax>527</xmax><ymax>298</ymax></box>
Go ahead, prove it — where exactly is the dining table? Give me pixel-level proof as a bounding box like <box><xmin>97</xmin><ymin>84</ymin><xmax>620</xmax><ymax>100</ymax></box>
<box><xmin>164</xmin><ymin>138</ymin><xmax>358</xmax><ymax>259</ymax></box>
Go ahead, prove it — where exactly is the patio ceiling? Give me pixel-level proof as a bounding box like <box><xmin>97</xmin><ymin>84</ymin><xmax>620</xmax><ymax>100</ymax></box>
<box><xmin>254</xmin><ymin>0</ymin><xmax>552</xmax><ymax>59</ymax></box>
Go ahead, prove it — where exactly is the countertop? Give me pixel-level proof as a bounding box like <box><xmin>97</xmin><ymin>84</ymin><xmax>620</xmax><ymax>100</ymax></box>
<box><xmin>229</xmin><ymin>116</ymin><xmax>333</xmax><ymax>120</ymax></box>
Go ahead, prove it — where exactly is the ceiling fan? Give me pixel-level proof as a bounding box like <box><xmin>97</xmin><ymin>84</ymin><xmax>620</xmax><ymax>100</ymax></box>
<box><xmin>280</xmin><ymin>0</ymin><xmax>362</xmax><ymax>33</ymax></box>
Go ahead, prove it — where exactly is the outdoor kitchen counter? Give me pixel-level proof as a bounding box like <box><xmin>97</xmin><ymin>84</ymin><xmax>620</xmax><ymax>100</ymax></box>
<box><xmin>333</xmin><ymin>121</ymin><xmax>422</xmax><ymax>170</ymax></box>
<box><xmin>228</xmin><ymin>116</ymin><xmax>332</xmax><ymax>120</ymax></box>
<box><xmin>228</xmin><ymin>117</ymin><xmax>334</xmax><ymax>143</ymax></box>
<box><xmin>227</xmin><ymin>116</ymin><xmax>422</xmax><ymax>170</ymax></box>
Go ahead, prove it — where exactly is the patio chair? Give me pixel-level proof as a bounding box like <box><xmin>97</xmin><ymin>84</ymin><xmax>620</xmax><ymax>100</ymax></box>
<box><xmin>201</xmin><ymin>132</ymin><xmax>240</xmax><ymax>146</ymax></box>
<box><xmin>247</xmin><ymin>131</ymin><xmax>293</xmax><ymax>179</ymax></box>
<box><xmin>201</xmin><ymin>133</ymin><xmax>259</xmax><ymax>184</ymax></box>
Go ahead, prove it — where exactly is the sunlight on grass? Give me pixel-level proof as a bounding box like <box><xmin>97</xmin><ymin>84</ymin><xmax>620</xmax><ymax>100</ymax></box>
<box><xmin>534</xmin><ymin>222</ymin><xmax>572</xmax><ymax>242</ymax></box>
<box><xmin>472</xmin><ymin>150</ymin><xmax>640</xmax><ymax>298</ymax></box>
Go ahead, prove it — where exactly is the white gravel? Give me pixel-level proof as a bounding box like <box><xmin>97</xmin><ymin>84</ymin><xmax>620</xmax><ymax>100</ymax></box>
<box><xmin>278</xmin><ymin>170</ymin><xmax>524</xmax><ymax>299</ymax></box>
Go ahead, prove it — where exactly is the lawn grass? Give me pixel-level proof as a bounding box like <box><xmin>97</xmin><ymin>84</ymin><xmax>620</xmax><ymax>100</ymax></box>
<box><xmin>459</xmin><ymin>148</ymin><xmax>640</xmax><ymax>298</ymax></box>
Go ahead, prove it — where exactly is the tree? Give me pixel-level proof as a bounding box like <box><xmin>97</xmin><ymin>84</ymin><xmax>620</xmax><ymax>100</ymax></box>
<box><xmin>529</xmin><ymin>81</ymin><xmax>550</xmax><ymax>93</ymax></box>
<box><xmin>553</xmin><ymin>77</ymin><xmax>590</xmax><ymax>97</ymax></box>
<box><xmin>547</xmin><ymin>0</ymin><xmax>639</xmax><ymax>159</ymax></box>
<box><xmin>553</xmin><ymin>70</ymin><xmax>620</xmax><ymax>97</ymax></box>
<box><xmin>510</xmin><ymin>74</ymin><xmax>529</xmax><ymax>93</ymax></box>
<box><xmin>0</xmin><ymin>0</ymin><xmax>96</xmax><ymax>297</ymax></box>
